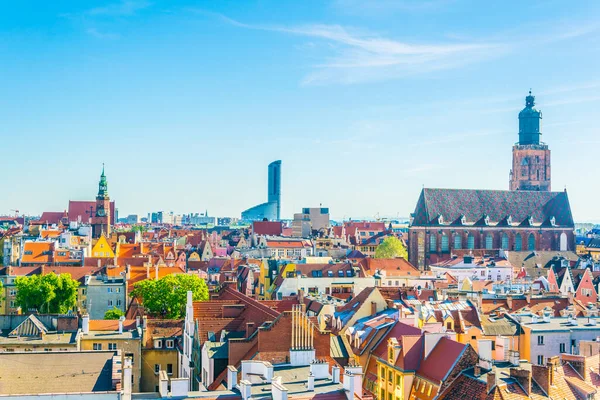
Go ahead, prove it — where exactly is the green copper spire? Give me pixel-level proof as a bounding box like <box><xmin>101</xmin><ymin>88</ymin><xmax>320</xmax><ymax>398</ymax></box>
<box><xmin>97</xmin><ymin>164</ymin><xmax>108</xmax><ymax>198</ymax></box>
<box><xmin>518</xmin><ymin>89</ymin><xmax>542</xmax><ymax>145</ymax></box>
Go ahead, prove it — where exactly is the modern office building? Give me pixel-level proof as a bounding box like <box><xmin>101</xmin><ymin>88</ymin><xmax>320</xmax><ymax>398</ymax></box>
<box><xmin>241</xmin><ymin>160</ymin><xmax>282</xmax><ymax>221</ymax></box>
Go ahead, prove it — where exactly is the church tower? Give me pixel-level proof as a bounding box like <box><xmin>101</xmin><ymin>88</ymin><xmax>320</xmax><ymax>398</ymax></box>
<box><xmin>92</xmin><ymin>165</ymin><xmax>111</xmax><ymax>238</ymax></box>
<box><xmin>509</xmin><ymin>91</ymin><xmax>551</xmax><ymax>191</ymax></box>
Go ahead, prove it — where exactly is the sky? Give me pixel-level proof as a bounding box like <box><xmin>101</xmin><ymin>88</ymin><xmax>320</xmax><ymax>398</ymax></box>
<box><xmin>1</xmin><ymin>0</ymin><xmax>599</xmax><ymax>221</ymax></box>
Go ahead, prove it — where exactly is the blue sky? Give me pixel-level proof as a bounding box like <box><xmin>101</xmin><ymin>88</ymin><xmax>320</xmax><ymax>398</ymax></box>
<box><xmin>1</xmin><ymin>0</ymin><xmax>599</xmax><ymax>221</ymax></box>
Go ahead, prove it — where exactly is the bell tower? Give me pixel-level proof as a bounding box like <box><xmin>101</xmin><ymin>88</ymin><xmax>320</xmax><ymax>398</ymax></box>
<box><xmin>92</xmin><ymin>164</ymin><xmax>111</xmax><ymax>238</ymax></box>
<box><xmin>509</xmin><ymin>91</ymin><xmax>551</xmax><ymax>191</ymax></box>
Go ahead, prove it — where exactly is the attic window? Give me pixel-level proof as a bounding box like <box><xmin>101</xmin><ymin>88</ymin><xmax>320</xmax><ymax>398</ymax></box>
<box><xmin>328</xmin><ymin>271</ymin><xmax>334</xmax><ymax>277</ymax></box>
<box><xmin>460</xmin><ymin>215</ymin><xmax>466</xmax><ymax>225</ymax></box>
<box><xmin>507</xmin><ymin>215</ymin><xmax>512</xmax><ymax>225</ymax></box>
<box><xmin>550</xmin><ymin>216</ymin><xmax>556</xmax><ymax>227</ymax></box>
<box><xmin>437</xmin><ymin>215</ymin><xmax>444</xmax><ymax>225</ymax></box>
<box><xmin>338</xmin><ymin>270</ymin><xmax>344</xmax><ymax>277</ymax></box>
<box><xmin>484</xmin><ymin>215</ymin><xmax>490</xmax><ymax>226</ymax></box>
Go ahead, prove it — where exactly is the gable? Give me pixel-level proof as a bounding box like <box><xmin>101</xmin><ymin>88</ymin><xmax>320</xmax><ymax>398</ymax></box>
<box><xmin>9</xmin><ymin>315</ymin><xmax>48</xmax><ymax>337</ymax></box>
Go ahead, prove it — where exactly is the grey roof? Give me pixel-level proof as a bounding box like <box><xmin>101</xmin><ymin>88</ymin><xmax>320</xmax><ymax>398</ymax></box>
<box><xmin>0</xmin><ymin>351</ymin><xmax>117</xmax><ymax>395</ymax></box>
<box><xmin>411</xmin><ymin>188</ymin><xmax>574</xmax><ymax>227</ymax></box>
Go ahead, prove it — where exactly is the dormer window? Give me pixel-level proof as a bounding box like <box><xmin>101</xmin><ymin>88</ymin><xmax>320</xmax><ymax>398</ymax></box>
<box><xmin>507</xmin><ymin>215</ymin><xmax>513</xmax><ymax>225</ymax></box>
<box><xmin>550</xmin><ymin>216</ymin><xmax>556</xmax><ymax>227</ymax></box>
<box><xmin>484</xmin><ymin>215</ymin><xmax>490</xmax><ymax>226</ymax></box>
<box><xmin>529</xmin><ymin>216</ymin><xmax>534</xmax><ymax>226</ymax></box>
<box><xmin>460</xmin><ymin>215</ymin><xmax>466</xmax><ymax>225</ymax></box>
<box><xmin>437</xmin><ymin>215</ymin><xmax>444</xmax><ymax>225</ymax></box>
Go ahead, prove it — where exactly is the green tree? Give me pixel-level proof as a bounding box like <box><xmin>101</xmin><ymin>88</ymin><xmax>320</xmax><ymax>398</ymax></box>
<box><xmin>132</xmin><ymin>274</ymin><xmax>208</xmax><ymax>318</ymax></box>
<box><xmin>15</xmin><ymin>273</ymin><xmax>79</xmax><ymax>314</ymax></box>
<box><xmin>374</xmin><ymin>236</ymin><xmax>408</xmax><ymax>259</ymax></box>
<box><xmin>104</xmin><ymin>307</ymin><xmax>125</xmax><ymax>320</ymax></box>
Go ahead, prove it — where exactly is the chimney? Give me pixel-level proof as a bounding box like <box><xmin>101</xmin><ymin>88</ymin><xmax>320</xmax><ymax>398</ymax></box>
<box><xmin>118</xmin><ymin>316</ymin><xmax>125</xmax><ymax>334</ymax></box>
<box><xmin>509</xmin><ymin>368</ymin><xmax>531</xmax><ymax>396</ymax></box>
<box><xmin>506</xmin><ymin>294</ymin><xmax>513</xmax><ymax>310</ymax></box>
<box><xmin>82</xmin><ymin>314</ymin><xmax>90</xmax><ymax>335</ymax></box>
<box><xmin>473</xmin><ymin>365</ymin><xmax>481</xmax><ymax>377</ymax></box>
<box><xmin>371</xmin><ymin>301</ymin><xmax>377</xmax><ymax>316</ymax></box>
<box><xmin>142</xmin><ymin>315</ymin><xmax>147</xmax><ymax>329</ymax></box>
<box><xmin>307</xmin><ymin>372</ymin><xmax>315</xmax><ymax>391</ymax></box>
<box><xmin>332</xmin><ymin>365</ymin><xmax>341</xmax><ymax>384</ymax></box>
<box><xmin>246</xmin><ymin>322</ymin><xmax>256</xmax><ymax>338</ymax></box>
<box><xmin>525</xmin><ymin>291</ymin><xmax>531</xmax><ymax>304</ymax></box>
<box><xmin>532</xmin><ymin>365</ymin><xmax>551</xmax><ymax>395</ymax></box>
<box><xmin>486</xmin><ymin>372</ymin><xmax>496</xmax><ymax>393</ymax></box>
<box><xmin>122</xmin><ymin>357</ymin><xmax>133</xmax><ymax>400</ymax></box>
<box><xmin>136</xmin><ymin>316</ymin><xmax>140</xmax><ymax>328</ymax></box>
<box><xmin>227</xmin><ymin>366</ymin><xmax>238</xmax><ymax>390</ymax></box>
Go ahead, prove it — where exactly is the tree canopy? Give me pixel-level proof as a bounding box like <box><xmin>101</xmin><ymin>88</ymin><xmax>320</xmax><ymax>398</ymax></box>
<box><xmin>14</xmin><ymin>273</ymin><xmax>79</xmax><ymax>314</ymax></box>
<box><xmin>132</xmin><ymin>274</ymin><xmax>208</xmax><ymax>318</ymax></box>
<box><xmin>374</xmin><ymin>236</ymin><xmax>408</xmax><ymax>259</ymax></box>
<box><xmin>104</xmin><ymin>306</ymin><xmax>125</xmax><ymax>320</ymax></box>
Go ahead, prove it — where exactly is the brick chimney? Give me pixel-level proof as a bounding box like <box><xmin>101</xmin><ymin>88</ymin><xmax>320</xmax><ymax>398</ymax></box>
<box><xmin>371</xmin><ymin>301</ymin><xmax>377</xmax><ymax>316</ymax></box>
<box><xmin>509</xmin><ymin>368</ymin><xmax>531</xmax><ymax>396</ymax></box>
<box><xmin>246</xmin><ymin>322</ymin><xmax>256</xmax><ymax>338</ymax></box>
<box><xmin>473</xmin><ymin>365</ymin><xmax>481</xmax><ymax>377</ymax></box>
<box><xmin>532</xmin><ymin>364</ymin><xmax>551</xmax><ymax>395</ymax></box>
<box><xmin>486</xmin><ymin>372</ymin><xmax>496</xmax><ymax>393</ymax></box>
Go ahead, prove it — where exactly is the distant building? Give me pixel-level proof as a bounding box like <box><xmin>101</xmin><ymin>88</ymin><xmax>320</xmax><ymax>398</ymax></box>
<box><xmin>510</xmin><ymin>91</ymin><xmax>551</xmax><ymax>191</ymax></box>
<box><xmin>241</xmin><ymin>160</ymin><xmax>281</xmax><ymax>221</ymax></box>
<box><xmin>408</xmin><ymin>188</ymin><xmax>575</xmax><ymax>269</ymax></box>
<box><xmin>292</xmin><ymin>207</ymin><xmax>330</xmax><ymax>237</ymax></box>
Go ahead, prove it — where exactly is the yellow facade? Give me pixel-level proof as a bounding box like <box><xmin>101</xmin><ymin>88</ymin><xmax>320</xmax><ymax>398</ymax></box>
<box><xmin>376</xmin><ymin>360</ymin><xmax>411</xmax><ymax>400</ymax></box>
<box><xmin>141</xmin><ymin>349</ymin><xmax>179</xmax><ymax>392</ymax></box>
<box><xmin>91</xmin><ymin>235</ymin><xmax>115</xmax><ymax>258</ymax></box>
<box><xmin>80</xmin><ymin>334</ymin><xmax>142</xmax><ymax>392</ymax></box>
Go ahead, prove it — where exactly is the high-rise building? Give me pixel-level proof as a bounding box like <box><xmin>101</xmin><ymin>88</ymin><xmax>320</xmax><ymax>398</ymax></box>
<box><xmin>509</xmin><ymin>91</ymin><xmax>551</xmax><ymax>191</ymax></box>
<box><xmin>241</xmin><ymin>160</ymin><xmax>282</xmax><ymax>221</ymax></box>
<box><xmin>268</xmin><ymin>160</ymin><xmax>282</xmax><ymax>220</ymax></box>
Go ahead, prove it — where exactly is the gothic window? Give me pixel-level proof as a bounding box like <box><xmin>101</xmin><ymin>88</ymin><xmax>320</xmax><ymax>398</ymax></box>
<box><xmin>429</xmin><ymin>235</ymin><xmax>437</xmax><ymax>253</ymax></box>
<box><xmin>515</xmin><ymin>234</ymin><xmax>522</xmax><ymax>251</ymax></box>
<box><xmin>485</xmin><ymin>234</ymin><xmax>493</xmax><ymax>250</ymax></box>
<box><xmin>454</xmin><ymin>235</ymin><xmax>462</xmax><ymax>250</ymax></box>
<box><xmin>501</xmin><ymin>234</ymin><xmax>509</xmax><ymax>250</ymax></box>
<box><xmin>560</xmin><ymin>233</ymin><xmax>568</xmax><ymax>251</ymax></box>
<box><xmin>441</xmin><ymin>235</ymin><xmax>449</xmax><ymax>252</ymax></box>
<box><xmin>467</xmin><ymin>234</ymin><xmax>475</xmax><ymax>250</ymax></box>
<box><xmin>528</xmin><ymin>233</ymin><xmax>536</xmax><ymax>251</ymax></box>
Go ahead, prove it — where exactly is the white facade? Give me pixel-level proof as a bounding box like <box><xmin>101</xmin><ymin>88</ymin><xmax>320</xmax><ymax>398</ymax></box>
<box><xmin>276</xmin><ymin>276</ymin><xmax>376</xmax><ymax>298</ymax></box>
<box><xmin>430</xmin><ymin>264</ymin><xmax>513</xmax><ymax>283</ymax></box>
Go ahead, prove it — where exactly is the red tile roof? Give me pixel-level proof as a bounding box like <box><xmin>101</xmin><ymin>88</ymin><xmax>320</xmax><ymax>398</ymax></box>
<box><xmin>68</xmin><ymin>200</ymin><xmax>116</xmax><ymax>225</ymax></box>
<box><xmin>417</xmin><ymin>337</ymin><xmax>466</xmax><ymax>384</ymax></box>
<box><xmin>252</xmin><ymin>221</ymin><xmax>283</xmax><ymax>236</ymax></box>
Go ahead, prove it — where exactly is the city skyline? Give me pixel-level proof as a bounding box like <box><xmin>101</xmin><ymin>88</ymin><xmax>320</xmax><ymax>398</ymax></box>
<box><xmin>1</xmin><ymin>1</ymin><xmax>599</xmax><ymax>220</ymax></box>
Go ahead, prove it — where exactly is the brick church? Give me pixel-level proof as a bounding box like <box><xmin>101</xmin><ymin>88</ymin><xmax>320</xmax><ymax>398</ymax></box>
<box><xmin>408</xmin><ymin>92</ymin><xmax>574</xmax><ymax>270</ymax></box>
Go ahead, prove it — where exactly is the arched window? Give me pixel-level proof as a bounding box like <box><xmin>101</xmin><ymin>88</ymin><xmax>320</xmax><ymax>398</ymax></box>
<box><xmin>485</xmin><ymin>234</ymin><xmax>493</xmax><ymax>250</ymax></box>
<box><xmin>528</xmin><ymin>233</ymin><xmax>536</xmax><ymax>251</ymax></box>
<box><xmin>429</xmin><ymin>235</ymin><xmax>437</xmax><ymax>253</ymax></box>
<box><xmin>560</xmin><ymin>232</ymin><xmax>568</xmax><ymax>251</ymax></box>
<box><xmin>515</xmin><ymin>234</ymin><xmax>522</xmax><ymax>251</ymax></box>
<box><xmin>454</xmin><ymin>234</ymin><xmax>462</xmax><ymax>250</ymax></box>
<box><xmin>441</xmin><ymin>235</ymin><xmax>449</xmax><ymax>252</ymax></box>
<box><xmin>501</xmin><ymin>233</ymin><xmax>509</xmax><ymax>250</ymax></box>
<box><xmin>467</xmin><ymin>234</ymin><xmax>475</xmax><ymax>250</ymax></box>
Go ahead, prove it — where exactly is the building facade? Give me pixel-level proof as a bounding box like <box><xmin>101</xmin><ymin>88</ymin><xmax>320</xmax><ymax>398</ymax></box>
<box><xmin>408</xmin><ymin>188</ymin><xmax>575</xmax><ymax>269</ymax></box>
<box><xmin>509</xmin><ymin>91</ymin><xmax>551</xmax><ymax>191</ymax></box>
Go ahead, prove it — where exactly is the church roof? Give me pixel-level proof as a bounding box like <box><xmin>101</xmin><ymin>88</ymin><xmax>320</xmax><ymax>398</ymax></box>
<box><xmin>411</xmin><ymin>188</ymin><xmax>574</xmax><ymax>228</ymax></box>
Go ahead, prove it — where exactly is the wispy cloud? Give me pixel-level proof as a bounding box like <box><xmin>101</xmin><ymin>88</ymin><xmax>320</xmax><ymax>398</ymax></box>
<box><xmin>192</xmin><ymin>10</ymin><xmax>507</xmax><ymax>85</ymax></box>
<box><xmin>332</xmin><ymin>0</ymin><xmax>455</xmax><ymax>14</ymax></box>
<box><xmin>86</xmin><ymin>28</ymin><xmax>120</xmax><ymax>39</ymax></box>
<box><xmin>86</xmin><ymin>0</ymin><xmax>151</xmax><ymax>17</ymax></box>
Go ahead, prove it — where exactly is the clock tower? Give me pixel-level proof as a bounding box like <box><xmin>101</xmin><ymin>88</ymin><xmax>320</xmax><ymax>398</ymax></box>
<box><xmin>92</xmin><ymin>164</ymin><xmax>111</xmax><ymax>238</ymax></box>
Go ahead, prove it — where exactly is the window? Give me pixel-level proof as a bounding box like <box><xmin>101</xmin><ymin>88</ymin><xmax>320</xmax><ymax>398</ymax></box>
<box><xmin>167</xmin><ymin>364</ymin><xmax>173</xmax><ymax>375</ymax></box>
<box><xmin>287</xmin><ymin>271</ymin><xmax>295</xmax><ymax>278</ymax></box>
<box><xmin>346</xmin><ymin>270</ymin><xmax>353</xmax><ymax>277</ymax></box>
<box><xmin>528</xmin><ymin>233</ymin><xmax>536</xmax><ymax>251</ymax></box>
<box><xmin>388</xmin><ymin>371</ymin><xmax>393</xmax><ymax>381</ymax></box>
<box><xmin>467</xmin><ymin>234</ymin><xmax>475</xmax><ymax>250</ymax></box>
<box><xmin>560</xmin><ymin>343</ymin><xmax>566</xmax><ymax>353</ymax></box>
<box><xmin>491</xmin><ymin>341</ymin><xmax>496</xmax><ymax>350</ymax></box>
<box><xmin>388</xmin><ymin>393</ymin><xmax>392</xmax><ymax>400</ymax></box>
<box><xmin>380</xmin><ymin>366</ymin><xmax>386</xmax><ymax>378</ymax></box>
<box><xmin>154</xmin><ymin>364</ymin><xmax>160</xmax><ymax>374</ymax></box>
<box><xmin>537</xmin><ymin>335</ymin><xmax>544</xmax><ymax>345</ymax></box>
<box><xmin>108</xmin><ymin>343</ymin><xmax>117</xmax><ymax>350</ymax></box>
<box><xmin>9</xmin><ymin>290</ymin><xmax>16</xmax><ymax>296</ymax></box>
<box><xmin>429</xmin><ymin>235</ymin><xmax>437</xmax><ymax>252</ymax></box>
<box><xmin>501</xmin><ymin>234</ymin><xmax>509</xmax><ymax>250</ymax></box>
<box><xmin>116</xmin><ymin>299</ymin><xmax>122</xmax><ymax>307</ymax></box>
<box><xmin>327</xmin><ymin>271</ymin><xmax>333</xmax><ymax>277</ymax></box>
<box><xmin>93</xmin><ymin>343</ymin><xmax>102</xmax><ymax>350</ymax></box>
<box><xmin>126</xmin><ymin>353</ymin><xmax>134</xmax><ymax>365</ymax></box>
<box><xmin>485</xmin><ymin>234</ymin><xmax>493</xmax><ymax>250</ymax></box>
<box><xmin>454</xmin><ymin>235</ymin><xmax>462</xmax><ymax>250</ymax></box>
<box><xmin>107</xmin><ymin>300</ymin><xmax>113</xmax><ymax>307</ymax></box>
<box><xmin>441</xmin><ymin>235</ymin><xmax>449</xmax><ymax>252</ymax></box>
<box><xmin>537</xmin><ymin>355</ymin><xmax>544</xmax><ymax>365</ymax></box>
<box><xmin>338</xmin><ymin>270</ymin><xmax>344</xmax><ymax>277</ymax></box>
<box><xmin>515</xmin><ymin>234</ymin><xmax>522</xmax><ymax>251</ymax></box>
<box><xmin>396</xmin><ymin>375</ymin><xmax>401</xmax><ymax>386</ymax></box>
<box><xmin>155</xmin><ymin>340</ymin><xmax>163</xmax><ymax>348</ymax></box>
<box><xmin>166</xmin><ymin>339</ymin><xmax>174</xmax><ymax>348</ymax></box>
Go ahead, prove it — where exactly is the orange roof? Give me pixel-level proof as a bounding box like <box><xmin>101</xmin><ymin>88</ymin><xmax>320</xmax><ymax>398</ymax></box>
<box><xmin>21</xmin><ymin>242</ymin><xmax>54</xmax><ymax>264</ymax></box>
<box><xmin>40</xmin><ymin>230</ymin><xmax>61</xmax><ymax>239</ymax></box>
<box><xmin>266</xmin><ymin>240</ymin><xmax>307</xmax><ymax>248</ymax></box>
<box><xmin>89</xmin><ymin>319</ymin><xmax>138</xmax><ymax>331</ymax></box>
<box><xmin>117</xmin><ymin>243</ymin><xmax>143</xmax><ymax>258</ymax></box>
